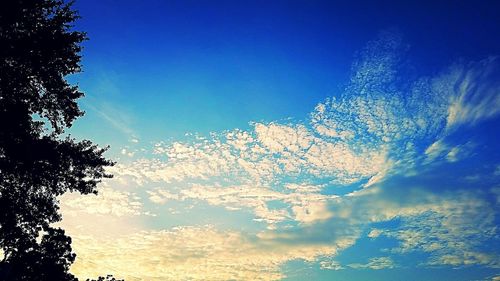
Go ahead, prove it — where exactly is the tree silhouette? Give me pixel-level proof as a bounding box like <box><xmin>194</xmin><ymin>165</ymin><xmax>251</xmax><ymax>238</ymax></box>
<box><xmin>86</xmin><ymin>275</ymin><xmax>125</xmax><ymax>281</ymax></box>
<box><xmin>0</xmin><ymin>0</ymin><xmax>114</xmax><ymax>280</ymax></box>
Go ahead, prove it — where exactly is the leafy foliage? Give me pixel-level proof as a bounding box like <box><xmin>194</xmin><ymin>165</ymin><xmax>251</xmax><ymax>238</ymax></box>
<box><xmin>86</xmin><ymin>275</ymin><xmax>124</xmax><ymax>281</ymax></box>
<box><xmin>0</xmin><ymin>0</ymin><xmax>114</xmax><ymax>280</ymax></box>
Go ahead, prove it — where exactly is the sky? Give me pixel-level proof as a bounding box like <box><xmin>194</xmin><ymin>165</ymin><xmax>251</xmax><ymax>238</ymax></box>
<box><xmin>58</xmin><ymin>1</ymin><xmax>500</xmax><ymax>280</ymax></box>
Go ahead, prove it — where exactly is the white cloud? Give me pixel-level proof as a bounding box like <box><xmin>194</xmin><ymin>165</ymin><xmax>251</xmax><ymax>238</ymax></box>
<box><xmin>425</xmin><ymin>140</ymin><xmax>448</xmax><ymax>161</ymax></box>
<box><xmin>60</xmin><ymin>187</ymin><xmax>143</xmax><ymax>217</ymax></box>
<box><xmin>152</xmin><ymin>184</ymin><xmax>340</xmax><ymax>225</ymax></box>
<box><xmin>446</xmin><ymin>146</ymin><xmax>461</xmax><ymax>162</ymax></box>
<box><xmin>381</xmin><ymin>192</ymin><xmax>499</xmax><ymax>267</ymax></box>
<box><xmin>69</xmin><ymin>226</ymin><xmax>342</xmax><ymax>281</ymax></box>
<box><xmin>141</xmin><ymin>121</ymin><xmax>389</xmax><ymax>188</ymax></box>
<box><xmin>254</xmin><ymin>123</ymin><xmax>312</xmax><ymax>153</ymax></box>
<box><xmin>291</xmin><ymin>200</ymin><xmax>332</xmax><ymax>224</ymax></box>
<box><xmin>424</xmin><ymin>140</ymin><xmax>475</xmax><ymax>164</ymax></box>
<box><xmin>120</xmin><ymin>148</ymin><xmax>135</xmax><ymax>157</ymax></box>
<box><xmin>147</xmin><ymin>189</ymin><xmax>180</xmax><ymax>204</ymax></box>
<box><xmin>103</xmin><ymin>50</ymin><xmax>500</xmax><ymax>227</ymax></box>
<box><xmin>285</xmin><ymin>183</ymin><xmax>324</xmax><ymax>193</ymax></box>
<box><xmin>367</xmin><ymin>229</ymin><xmax>384</xmax><ymax>238</ymax></box>
<box><xmin>320</xmin><ymin>260</ymin><xmax>344</xmax><ymax>270</ymax></box>
<box><xmin>348</xmin><ymin>257</ymin><xmax>395</xmax><ymax>270</ymax></box>
<box><xmin>60</xmin><ymin>33</ymin><xmax>500</xmax><ymax>280</ymax></box>
<box><xmin>445</xmin><ymin>57</ymin><xmax>500</xmax><ymax>130</ymax></box>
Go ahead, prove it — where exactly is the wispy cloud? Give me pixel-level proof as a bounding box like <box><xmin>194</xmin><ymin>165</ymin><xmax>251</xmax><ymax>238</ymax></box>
<box><xmin>84</xmin><ymin>100</ymin><xmax>136</xmax><ymax>137</ymax></box>
<box><xmin>62</xmin><ymin>32</ymin><xmax>500</xmax><ymax>280</ymax></box>
<box><xmin>445</xmin><ymin>57</ymin><xmax>500</xmax><ymax>131</ymax></box>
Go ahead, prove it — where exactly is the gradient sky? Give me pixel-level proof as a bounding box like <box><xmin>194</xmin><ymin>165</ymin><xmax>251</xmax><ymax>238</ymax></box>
<box><xmin>59</xmin><ymin>1</ymin><xmax>500</xmax><ymax>280</ymax></box>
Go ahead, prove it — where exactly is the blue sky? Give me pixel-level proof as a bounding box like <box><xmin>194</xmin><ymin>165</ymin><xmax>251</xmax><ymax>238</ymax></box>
<box><xmin>60</xmin><ymin>1</ymin><xmax>500</xmax><ymax>280</ymax></box>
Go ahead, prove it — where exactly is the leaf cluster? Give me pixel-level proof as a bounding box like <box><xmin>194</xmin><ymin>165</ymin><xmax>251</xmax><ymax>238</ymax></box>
<box><xmin>0</xmin><ymin>1</ymin><xmax>115</xmax><ymax>280</ymax></box>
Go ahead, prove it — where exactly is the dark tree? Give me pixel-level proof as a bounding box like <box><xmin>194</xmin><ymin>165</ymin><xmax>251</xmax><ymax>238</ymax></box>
<box><xmin>0</xmin><ymin>0</ymin><xmax>113</xmax><ymax>280</ymax></box>
<box><xmin>87</xmin><ymin>275</ymin><xmax>125</xmax><ymax>281</ymax></box>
